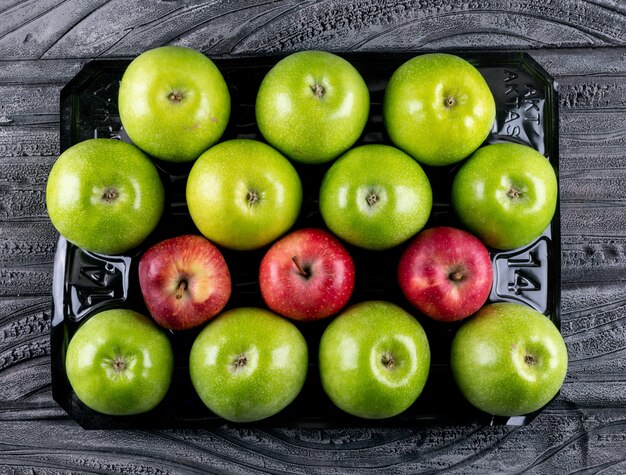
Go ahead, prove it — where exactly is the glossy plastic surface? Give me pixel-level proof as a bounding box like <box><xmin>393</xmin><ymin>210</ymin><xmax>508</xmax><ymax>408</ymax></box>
<box><xmin>52</xmin><ymin>52</ymin><xmax>560</xmax><ymax>429</ymax></box>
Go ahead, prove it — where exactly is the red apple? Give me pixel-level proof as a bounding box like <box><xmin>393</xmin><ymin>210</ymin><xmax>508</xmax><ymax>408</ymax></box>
<box><xmin>259</xmin><ymin>228</ymin><xmax>355</xmax><ymax>321</ymax></box>
<box><xmin>398</xmin><ymin>226</ymin><xmax>493</xmax><ymax>322</ymax></box>
<box><xmin>139</xmin><ymin>234</ymin><xmax>231</xmax><ymax>330</ymax></box>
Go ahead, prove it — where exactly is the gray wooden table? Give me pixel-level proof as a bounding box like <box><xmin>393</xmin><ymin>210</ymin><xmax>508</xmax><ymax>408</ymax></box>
<box><xmin>2</xmin><ymin>1</ymin><xmax>626</xmax><ymax>473</ymax></box>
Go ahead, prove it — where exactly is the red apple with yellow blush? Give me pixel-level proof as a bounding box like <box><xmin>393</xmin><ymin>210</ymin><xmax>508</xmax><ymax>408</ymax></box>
<box><xmin>398</xmin><ymin>226</ymin><xmax>493</xmax><ymax>322</ymax></box>
<box><xmin>139</xmin><ymin>234</ymin><xmax>231</xmax><ymax>330</ymax></box>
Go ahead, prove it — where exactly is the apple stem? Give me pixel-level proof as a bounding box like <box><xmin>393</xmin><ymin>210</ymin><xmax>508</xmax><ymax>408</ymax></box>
<box><xmin>507</xmin><ymin>186</ymin><xmax>522</xmax><ymax>200</ymax></box>
<box><xmin>291</xmin><ymin>256</ymin><xmax>310</xmax><ymax>278</ymax></box>
<box><xmin>449</xmin><ymin>271</ymin><xmax>464</xmax><ymax>282</ymax></box>
<box><xmin>366</xmin><ymin>192</ymin><xmax>378</xmax><ymax>206</ymax></box>
<box><xmin>113</xmin><ymin>356</ymin><xmax>126</xmax><ymax>373</ymax></box>
<box><xmin>175</xmin><ymin>280</ymin><xmax>188</xmax><ymax>299</ymax></box>
<box><xmin>233</xmin><ymin>354</ymin><xmax>247</xmax><ymax>369</ymax></box>
<box><xmin>101</xmin><ymin>187</ymin><xmax>119</xmax><ymax>203</ymax></box>
<box><xmin>310</xmin><ymin>83</ymin><xmax>325</xmax><ymax>98</ymax></box>
<box><xmin>381</xmin><ymin>351</ymin><xmax>395</xmax><ymax>370</ymax></box>
<box><xmin>247</xmin><ymin>190</ymin><xmax>260</xmax><ymax>207</ymax></box>
<box><xmin>168</xmin><ymin>90</ymin><xmax>183</xmax><ymax>102</ymax></box>
<box><xmin>444</xmin><ymin>95</ymin><xmax>456</xmax><ymax>108</ymax></box>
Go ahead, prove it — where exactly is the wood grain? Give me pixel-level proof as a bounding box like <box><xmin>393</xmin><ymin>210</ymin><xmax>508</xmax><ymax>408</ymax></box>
<box><xmin>0</xmin><ymin>411</ymin><xmax>626</xmax><ymax>473</ymax></box>
<box><xmin>1</xmin><ymin>1</ymin><xmax>626</xmax><ymax>473</ymax></box>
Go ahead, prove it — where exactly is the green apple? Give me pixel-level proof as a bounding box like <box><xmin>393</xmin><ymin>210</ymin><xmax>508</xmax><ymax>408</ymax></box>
<box><xmin>256</xmin><ymin>50</ymin><xmax>370</xmax><ymax>164</ymax></box>
<box><xmin>319</xmin><ymin>301</ymin><xmax>430</xmax><ymax>419</ymax></box>
<box><xmin>118</xmin><ymin>45</ymin><xmax>230</xmax><ymax>162</ymax></box>
<box><xmin>383</xmin><ymin>53</ymin><xmax>496</xmax><ymax>166</ymax></box>
<box><xmin>189</xmin><ymin>307</ymin><xmax>308</xmax><ymax>423</ymax></box>
<box><xmin>46</xmin><ymin>138</ymin><xmax>164</xmax><ymax>255</ymax></box>
<box><xmin>319</xmin><ymin>144</ymin><xmax>432</xmax><ymax>250</ymax></box>
<box><xmin>186</xmin><ymin>139</ymin><xmax>302</xmax><ymax>250</ymax></box>
<box><xmin>450</xmin><ymin>302</ymin><xmax>568</xmax><ymax>416</ymax></box>
<box><xmin>65</xmin><ymin>309</ymin><xmax>174</xmax><ymax>416</ymax></box>
<box><xmin>451</xmin><ymin>142</ymin><xmax>558</xmax><ymax>250</ymax></box>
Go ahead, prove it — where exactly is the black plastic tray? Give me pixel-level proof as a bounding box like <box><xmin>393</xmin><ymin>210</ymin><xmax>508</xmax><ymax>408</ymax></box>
<box><xmin>52</xmin><ymin>52</ymin><xmax>560</xmax><ymax>429</ymax></box>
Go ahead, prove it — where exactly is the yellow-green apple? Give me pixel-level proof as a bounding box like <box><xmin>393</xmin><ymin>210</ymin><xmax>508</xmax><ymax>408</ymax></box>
<box><xmin>259</xmin><ymin>228</ymin><xmax>355</xmax><ymax>321</ymax></box>
<box><xmin>256</xmin><ymin>50</ymin><xmax>369</xmax><ymax>164</ymax></box>
<box><xmin>65</xmin><ymin>309</ymin><xmax>174</xmax><ymax>415</ymax></box>
<box><xmin>398</xmin><ymin>226</ymin><xmax>493</xmax><ymax>322</ymax></box>
<box><xmin>138</xmin><ymin>234</ymin><xmax>231</xmax><ymax>330</ymax></box>
<box><xmin>319</xmin><ymin>301</ymin><xmax>430</xmax><ymax>419</ymax></box>
<box><xmin>383</xmin><ymin>53</ymin><xmax>496</xmax><ymax>166</ymax></box>
<box><xmin>319</xmin><ymin>144</ymin><xmax>432</xmax><ymax>250</ymax></box>
<box><xmin>450</xmin><ymin>302</ymin><xmax>568</xmax><ymax>416</ymax></box>
<box><xmin>186</xmin><ymin>139</ymin><xmax>303</xmax><ymax>250</ymax></box>
<box><xmin>118</xmin><ymin>45</ymin><xmax>230</xmax><ymax>162</ymax></box>
<box><xmin>46</xmin><ymin>138</ymin><xmax>164</xmax><ymax>255</ymax></box>
<box><xmin>451</xmin><ymin>142</ymin><xmax>558</xmax><ymax>250</ymax></box>
<box><xmin>189</xmin><ymin>307</ymin><xmax>308</xmax><ymax>422</ymax></box>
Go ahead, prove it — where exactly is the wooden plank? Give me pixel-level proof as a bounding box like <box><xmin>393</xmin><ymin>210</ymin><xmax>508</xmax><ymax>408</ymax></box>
<box><xmin>0</xmin><ymin>296</ymin><xmax>62</xmax><ymax>417</ymax></box>
<box><xmin>0</xmin><ymin>84</ymin><xmax>61</xmax><ymax>129</ymax></box>
<box><xmin>532</xmin><ymin>46</ymin><xmax>626</xmax><ymax>77</ymax></box>
<box><xmin>559</xmin><ymin>110</ymin><xmax>626</xmax><ymax>156</ymax></box>
<box><xmin>0</xmin><ymin>127</ymin><xmax>60</xmax><ymax>157</ymax></box>
<box><xmin>562</xmin><ymin>207</ymin><xmax>626</xmax><ymax>238</ymax></box>
<box><xmin>216</xmin><ymin>0</ymin><xmax>626</xmax><ymax>54</ymax></box>
<box><xmin>452</xmin><ymin>409</ymin><xmax>626</xmax><ymax>474</ymax></box>
<box><xmin>0</xmin><ymin>221</ymin><xmax>57</xmax><ymax>266</ymax></box>
<box><xmin>558</xmin><ymin>75</ymin><xmax>626</xmax><ymax>111</ymax></box>
<box><xmin>0</xmin><ymin>59</ymin><xmax>85</xmax><ymax>85</ymax></box>
<box><xmin>561</xmin><ymin>169</ymin><xmax>626</xmax><ymax>205</ymax></box>
<box><xmin>0</xmin><ymin>267</ymin><xmax>52</xmax><ymax>297</ymax></box>
<box><xmin>0</xmin><ymin>187</ymin><xmax>48</xmax><ymax>221</ymax></box>
<box><xmin>0</xmin><ymin>411</ymin><xmax>624</xmax><ymax>473</ymax></box>
<box><xmin>562</xmin><ymin>236</ymin><xmax>626</xmax><ymax>283</ymax></box>
<box><xmin>41</xmin><ymin>0</ymin><xmax>301</xmax><ymax>59</ymax></box>
<box><xmin>0</xmin><ymin>85</ymin><xmax>61</xmax><ymax>116</ymax></box>
<box><xmin>0</xmin><ymin>0</ymin><xmax>111</xmax><ymax>60</ymax></box>
<box><xmin>0</xmin><ymin>0</ymin><xmax>625</xmax><ymax>60</ymax></box>
<box><xmin>0</xmin><ymin>155</ymin><xmax>55</xmax><ymax>189</ymax></box>
<box><xmin>0</xmin><ymin>48</ymin><xmax>624</xmax><ymax>87</ymax></box>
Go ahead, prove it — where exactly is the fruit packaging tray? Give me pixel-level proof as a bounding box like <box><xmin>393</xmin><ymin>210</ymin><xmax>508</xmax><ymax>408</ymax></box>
<box><xmin>52</xmin><ymin>52</ymin><xmax>560</xmax><ymax>429</ymax></box>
